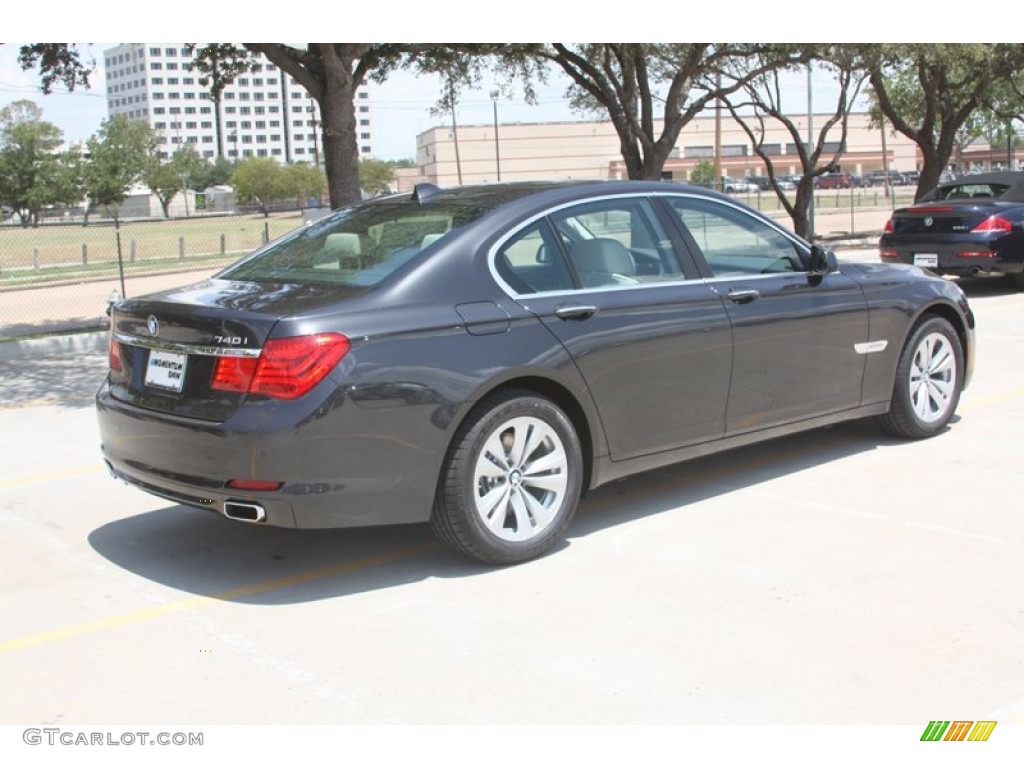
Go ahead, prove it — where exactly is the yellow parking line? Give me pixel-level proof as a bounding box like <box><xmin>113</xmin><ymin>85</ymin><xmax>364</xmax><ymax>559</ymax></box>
<box><xmin>0</xmin><ymin>541</ymin><xmax>438</xmax><ymax>655</ymax></box>
<box><xmin>0</xmin><ymin>464</ymin><xmax>104</xmax><ymax>489</ymax></box>
<box><xmin>959</xmin><ymin>387</ymin><xmax>1024</xmax><ymax>413</ymax></box>
<box><xmin>0</xmin><ymin>397</ymin><xmax>95</xmax><ymax>410</ymax></box>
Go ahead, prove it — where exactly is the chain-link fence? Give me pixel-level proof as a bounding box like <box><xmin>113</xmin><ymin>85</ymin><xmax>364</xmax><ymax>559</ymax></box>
<box><xmin>0</xmin><ymin>211</ymin><xmax>309</xmax><ymax>340</ymax></box>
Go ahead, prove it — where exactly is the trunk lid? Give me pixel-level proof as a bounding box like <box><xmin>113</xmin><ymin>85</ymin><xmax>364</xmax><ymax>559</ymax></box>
<box><xmin>889</xmin><ymin>200</ymin><xmax>1005</xmax><ymax>236</ymax></box>
<box><xmin>107</xmin><ymin>278</ymin><xmax>362</xmax><ymax>421</ymax></box>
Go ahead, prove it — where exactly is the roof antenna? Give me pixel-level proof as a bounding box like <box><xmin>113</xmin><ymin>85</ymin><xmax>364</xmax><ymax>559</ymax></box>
<box><xmin>413</xmin><ymin>183</ymin><xmax>442</xmax><ymax>204</ymax></box>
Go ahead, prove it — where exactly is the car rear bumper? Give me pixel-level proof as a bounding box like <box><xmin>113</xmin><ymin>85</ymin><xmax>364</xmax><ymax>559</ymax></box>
<box><xmin>96</xmin><ymin>381</ymin><xmax>441</xmax><ymax>529</ymax></box>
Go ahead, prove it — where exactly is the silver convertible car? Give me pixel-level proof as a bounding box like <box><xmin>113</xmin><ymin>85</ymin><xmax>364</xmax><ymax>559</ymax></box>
<box><xmin>97</xmin><ymin>181</ymin><xmax>974</xmax><ymax>564</ymax></box>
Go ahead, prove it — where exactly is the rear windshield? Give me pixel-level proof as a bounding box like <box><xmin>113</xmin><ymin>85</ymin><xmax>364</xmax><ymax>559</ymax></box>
<box><xmin>931</xmin><ymin>183</ymin><xmax>1011</xmax><ymax>200</ymax></box>
<box><xmin>219</xmin><ymin>196</ymin><xmax>493</xmax><ymax>286</ymax></box>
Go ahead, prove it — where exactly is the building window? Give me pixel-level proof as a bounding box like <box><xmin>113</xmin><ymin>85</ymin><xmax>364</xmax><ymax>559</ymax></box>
<box><xmin>225</xmin><ymin>107</ymin><xmax>236</xmax><ymax>114</ymax></box>
<box><xmin>271</xmin><ymin>148</ymin><xmax>282</xmax><ymax>156</ymax></box>
<box><xmin>358</xmin><ymin>105</ymin><xmax>369</xmax><ymax>113</ymax></box>
<box><xmin>152</xmin><ymin>93</ymin><xmax>165</xmax><ymax>100</ymax></box>
<box><xmin>360</xmin><ymin>119</ymin><xmax>370</xmax><ymax>126</ymax></box>
<box><xmin>166</xmin><ymin>62</ymin><xmax>178</xmax><ymax>70</ymax></box>
<box><xmin>183</xmin><ymin>77</ymin><xmax>194</xmax><ymax>85</ymax></box>
<box><xmin>185</xmin><ymin>121</ymin><xmax>197</xmax><ymax>129</ymax></box>
<box><xmin>203</xmin><ymin>150</ymin><xmax>214</xmax><ymax>158</ymax></box>
<box><xmin>150</xmin><ymin>62</ymin><xmax>162</xmax><ymax>70</ymax></box>
<box><xmin>154</xmin><ymin>122</ymin><xmax>166</xmax><ymax>130</ymax></box>
<box><xmin>201</xmin><ymin>121</ymin><xmax>212</xmax><ymax>128</ymax></box>
<box><xmin>360</xmin><ymin>133</ymin><xmax>371</xmax><ymax>140</ymax></box>
<box><xmin>149</xmin><ymin>47</ymin><xmax>160</xmax><ymax>56</ymax></box>
<box><xmin>257</xmin><ymin>149</ymin><xmax>267</xmax><ymax>157</ymax></box>
<box><xmin>167</xmin><ymin>77</ymin><xmax>178</xmax><ymax>85</ymax></box>
<box><xmin>153</xmin><ymin>107</ymin><xmax>165</xmax><ymax>114</ymax></box>
<box><xmin>164</xmin><ymin>47</ymin><xmax>176</xmax><ymax>56</ymax></box>
<box><xmin>295</xmin><ymin>147</ymin><xmax>305</xmax><ymax>155</ymax></box>
<box><xmin>241</xmin><ymin>135</ymin><xmax>252</xmax><ymax>144</ymax></box>
<box><xmin>238</xmin><ymin>78</ymin><xmax>249</xmax><ymax>86</ymax></box>
<box><xmin>239</xmin><ymin>107</ymin><xmax>251</xmax><ymax>115</ymax></box>
<box><xmin>361</xmin><ymin>146</ymin><xmax>371</xmax><ymax>153</ymax></box>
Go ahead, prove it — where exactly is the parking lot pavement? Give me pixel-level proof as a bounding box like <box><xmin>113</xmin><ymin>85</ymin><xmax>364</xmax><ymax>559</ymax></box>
<box><xmin>0</xmin><ymin>279</ymin><xmax>1022</xmax><ymax>729</ymax></box>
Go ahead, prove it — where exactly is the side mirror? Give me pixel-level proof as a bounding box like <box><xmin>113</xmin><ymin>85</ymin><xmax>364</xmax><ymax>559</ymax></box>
<box><xmin>807</xmin><ymin>244</ymin><xmax>838</xmax><ymax>276</ymax></box>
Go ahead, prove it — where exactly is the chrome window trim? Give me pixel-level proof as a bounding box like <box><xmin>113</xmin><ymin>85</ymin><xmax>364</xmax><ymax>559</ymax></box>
<box><xmin>487</xmin><ymin>190</ymin><xmax>811</xmax><ymax>299</ymax></box>
<box><xmin>114</xmin><ymin>332</ymin><xmax>262</xmax><ymax>358</ymax></box>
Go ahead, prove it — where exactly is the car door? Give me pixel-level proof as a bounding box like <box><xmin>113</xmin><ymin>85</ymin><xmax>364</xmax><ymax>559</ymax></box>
<box><xmin>491</xmin><ymin>195</ymin><xmax>734</xmax><ymax>460</ymax></box>
<box><xmin>660</xmin><ymin>195</ymin><xmax>869</xmax><ymax>435</ymax></box>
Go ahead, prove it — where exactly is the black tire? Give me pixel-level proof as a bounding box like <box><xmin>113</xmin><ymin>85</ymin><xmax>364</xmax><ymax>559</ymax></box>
<box><xmin>878</xmin><ymin>316</ymin><xmax>964</xmax><ymax>439</ymax></box>
<box><xmin>430</xmin><ymin>390</ymin><xmax>583</xmax><ymax>565</ymax></box>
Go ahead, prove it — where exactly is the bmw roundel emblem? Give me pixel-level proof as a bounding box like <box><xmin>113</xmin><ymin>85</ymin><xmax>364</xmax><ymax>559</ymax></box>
<box><xmin>146</xmin><ymin>315</ymin><xmax>160</xmax><ymax>337</ymax></box>
<box><xmin>924</xmin><ymin>216</ymin><xmax>934</xmax><ymax>227</ymax></box>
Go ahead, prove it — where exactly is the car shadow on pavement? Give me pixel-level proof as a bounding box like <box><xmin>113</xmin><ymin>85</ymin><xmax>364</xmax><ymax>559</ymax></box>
<box><xmin>86</xmin><ymin>419</ymin><xmax>920</xmax><ymax>605</ymax></box>
<box><xmin>955</xmin><ymin>276</ymin><xmax>1021</xmax><ymax>299</ymax></box>
<box><xmin>0</xmin><ymin>351</ymin><xmax>107</xmax><ymax>408</ymax></box>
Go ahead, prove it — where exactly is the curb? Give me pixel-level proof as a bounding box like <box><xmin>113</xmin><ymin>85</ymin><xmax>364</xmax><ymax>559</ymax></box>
<box><xmin>0</xmin><ymin>330</ymin><xmax>108</xmax><ymax>362</ymax></box>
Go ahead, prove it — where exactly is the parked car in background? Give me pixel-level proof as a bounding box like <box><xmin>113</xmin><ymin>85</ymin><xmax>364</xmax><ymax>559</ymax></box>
<box><xmin>97</xmin><ymin>180</ymin><xmax>975</xmax><ymax>565</ymax></box>
<box><xmin>722</xmin><ymin>177</ymin><xmax>760</xmax><ymax>194</ymax></box>
<box><xmin>866</xmin><ymin>170</ymin><xmax>908</xmax><ymax>187</ymax></box>
<box><xmin>815</xmin><ymin>172</ymin><xmax>853</xmax><ymax>190</ymax></box>
<box><xmin>879</xmin><ymin>170</ymin><xmax>1024</xmax><ymax>290</ymax></box>
<box><xmin>749</xmin><ymin>175</ymin><xmax>796</xmax><ymax>192</ymax></box>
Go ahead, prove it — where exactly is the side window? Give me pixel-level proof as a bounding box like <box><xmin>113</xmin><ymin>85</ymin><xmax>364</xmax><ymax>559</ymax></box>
<box><xmin>494</xmin><ymin>219</ymin><xmax>575</xmax><ymax>294</ymax></box>
<box><xmin>668</xmin><ymin>198</ymin><xmax>805</xmax><ymax>277</ymax></box>
<box><xmin>550</xmin><ymin>199</ymin><xmax>683</xmax><ymax>288</ymax></box>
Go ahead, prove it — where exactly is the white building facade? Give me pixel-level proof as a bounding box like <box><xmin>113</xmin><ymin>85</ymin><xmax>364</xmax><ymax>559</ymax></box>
<box><xmin>103</xmin><ymin>44</ymin><xmax>373</xmax><ymax>164</ymax></box>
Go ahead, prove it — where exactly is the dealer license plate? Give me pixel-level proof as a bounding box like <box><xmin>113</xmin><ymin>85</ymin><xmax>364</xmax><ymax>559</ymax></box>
<box><xmin>913</xmin><ymin>253</ymin><xmax>939</xmax><ymax>268</ymax></box>
<box><xmin>144</xmin><ymin>349</ymin><xmax>188</xmax><ymax>393</ymax></box>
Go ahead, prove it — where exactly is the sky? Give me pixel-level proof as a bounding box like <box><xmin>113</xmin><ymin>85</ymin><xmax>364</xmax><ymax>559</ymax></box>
<box><xmin>0</xmin><ymin>11</ymin><xmax>977</xmax><ymax>163</ymax></box>
<box><xmin>0</xmin><ymin>42</ymin><xmax>592</xmax><ymax>161</ymax></box>
<box><xmin>0</xmin><ymin>43</ymin><xmax>855</xmax><ymax>163</ymax></box>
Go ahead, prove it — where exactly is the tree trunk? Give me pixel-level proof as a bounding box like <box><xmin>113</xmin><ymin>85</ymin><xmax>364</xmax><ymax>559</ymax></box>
<box><xmin>317</xmin><ymin>45</ymin><xmax>362</xmax><ymax>209</ymax></box>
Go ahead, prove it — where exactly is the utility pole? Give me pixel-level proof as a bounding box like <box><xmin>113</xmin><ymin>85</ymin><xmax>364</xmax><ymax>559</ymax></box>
<box><xmin>491</xmin><ymin>91</ymin><xmax>502</xmax><ymax>182</ymax></box>
<box><xmin>807</xmin><ymin>66</ymin><xmax>815</xmax><ymax>240</ymax></box>
<box><xmin>714</xmin><ymin>74</ymin><xmax>722</xmax><ymax>192</ymax></box>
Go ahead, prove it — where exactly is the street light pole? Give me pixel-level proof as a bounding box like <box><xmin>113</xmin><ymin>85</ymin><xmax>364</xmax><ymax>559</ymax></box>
<box><xmin>491</xmin><ymin>91</ymin><xmax>501</xmax><ymax>182</ymax></box>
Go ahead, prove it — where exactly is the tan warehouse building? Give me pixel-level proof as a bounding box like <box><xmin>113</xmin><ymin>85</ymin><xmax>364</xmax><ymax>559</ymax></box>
<box><xmin>395</xmin><ymin>112</ymin><xmax>1009</xmax><ymax>190</ymax></box>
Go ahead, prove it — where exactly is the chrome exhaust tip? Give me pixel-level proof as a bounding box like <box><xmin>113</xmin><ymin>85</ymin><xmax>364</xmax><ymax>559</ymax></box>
<box><xmin>223</xmin><ymin>501</ymin><xmax>267</xmax><ymax>523</ymax></box>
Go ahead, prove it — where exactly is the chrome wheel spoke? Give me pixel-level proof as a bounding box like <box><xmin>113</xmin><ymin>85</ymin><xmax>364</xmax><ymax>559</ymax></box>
<box><xmin>908</xmin><ymin>332</ymin><xmax>958</xmax><ymax>424</ymax></box>
<box><xmin>472</xmin><ymin>414</ymin><xmax>569</xmax><ymax>544</ymax></box>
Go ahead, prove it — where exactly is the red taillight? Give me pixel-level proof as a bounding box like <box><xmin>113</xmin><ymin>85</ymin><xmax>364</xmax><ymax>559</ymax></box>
<box><xmin>879</xmin><ymin>249</ymin><xmax>898</xmax><ymax>260</ymax></box>
<box><xmin>211</xmin><ymin>356</ymin><xmax>258</xmax><ymax>393</ymax></box>
<box><xmin>211</xmin><ymin>333</ymin><xmax>350</xmax><ymax>400</ymax></box>
<box><xmin>884</xmin><ymin>218</ymin><xmax>893</xmax><ymax>234</ymax></box>
<box><xmin>109</xmin><ymin>334</ymin><xmax>123</xmax><ymax>372</ymax></box>
<box><xmin>957</xmin><ymin>249</ymin><xmax>996</xmax><ymax>259</ymax></box>
<box><xmin>226</xmin><ymin>478</ymin><xmax>283</xmax><ymax>491</ymax></box>
<box><xmin>971</xmin><ymin>215</ymin><xmax>1012</xmax><ymax>233</ymax></box>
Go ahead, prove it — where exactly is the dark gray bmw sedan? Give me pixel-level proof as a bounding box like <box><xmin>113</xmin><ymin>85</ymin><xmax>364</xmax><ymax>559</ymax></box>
<box><xmin>97</xmin><ymin>181</ymin><xmax>975</xmax><ymax>564</ymax></box>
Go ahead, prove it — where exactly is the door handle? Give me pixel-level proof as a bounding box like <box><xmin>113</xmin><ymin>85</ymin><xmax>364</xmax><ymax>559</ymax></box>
<box><xmin>554</xmin><ymin>305</ymin><xmax>598</xmax><ymax>320</ymax></box>
<box><xmin>727</xmin><ymin>289</ymin><xmax>760</xmax><ymax>304</ymax></box>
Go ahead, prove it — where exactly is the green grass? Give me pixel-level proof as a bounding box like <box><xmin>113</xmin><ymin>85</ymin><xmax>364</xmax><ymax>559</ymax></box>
<box><xmin>0</xmin><ymin>212</ymin><xmax>305</xmax><ymax>287</ymax></box>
